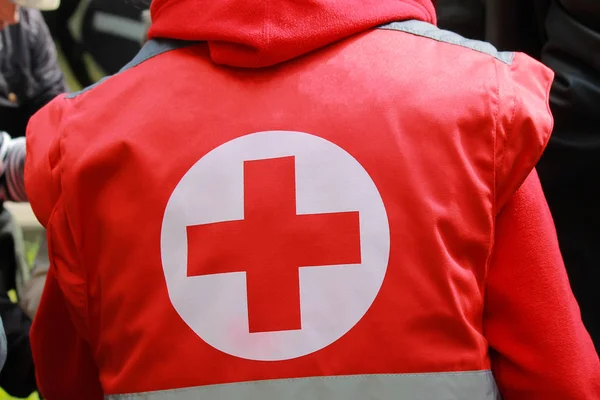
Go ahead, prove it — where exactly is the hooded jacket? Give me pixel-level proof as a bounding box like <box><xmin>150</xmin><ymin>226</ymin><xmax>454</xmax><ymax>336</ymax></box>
<box><xmin>25</xmin><ymin>0</ymin><xmax>599</xmax><ymax>399</ymax></box>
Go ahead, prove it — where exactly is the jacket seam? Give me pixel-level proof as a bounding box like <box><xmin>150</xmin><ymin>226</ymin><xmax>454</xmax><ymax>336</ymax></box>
<box><xmin>500</xmin><ymin>66</ymin><xmax>519</xmax><ymax>212</ymax></box>
<box><xmin>482</xmin><ymin>58</ymin><xmax>502</xmax><ymax>298</ymax></box>
<box><xmin>543</xmin><ymin>72</ymin><xmax>554</xmax><ymax>150</ymax></box>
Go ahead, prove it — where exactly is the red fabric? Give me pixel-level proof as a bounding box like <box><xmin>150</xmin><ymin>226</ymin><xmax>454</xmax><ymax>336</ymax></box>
<box><xmin>148</xmin><ymin>0</ymin><xmax>437</xmax><ymax>67</ymax></box>
<box><xmin>24</xmin><ymin>1</ymin><xmax>598</xmax><ymax>398</ymax></box>
<box><xmin>30</xmin><ymin>269</ymin><xmax>103</xmax><ymax>399</ymax></box>
<box><xmin>485</xmin><ymin>171</ymin><xmax>600</xmax><ymax>399</ymax></box>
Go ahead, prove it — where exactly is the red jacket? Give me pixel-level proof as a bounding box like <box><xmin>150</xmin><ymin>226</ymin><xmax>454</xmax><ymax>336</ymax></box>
<box><xmin>25</xmin><ymin>0</ymin><xmax>599</xmax><ymax>399</ymax></box>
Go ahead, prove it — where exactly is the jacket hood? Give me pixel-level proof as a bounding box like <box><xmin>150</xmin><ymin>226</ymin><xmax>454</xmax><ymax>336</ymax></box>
<box><xmin>148</xmin><ymin>0</ymin><xmax>436</xmax><ymax>68</ymax></box>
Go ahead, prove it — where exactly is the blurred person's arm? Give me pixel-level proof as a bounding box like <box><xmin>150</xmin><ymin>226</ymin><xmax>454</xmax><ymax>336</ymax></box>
<box><xmin>484</xmin><ymin>170</ymin><xmax>600</xmax><ymax>399</ymax></box>
<box><xmin>0</xmin><ymin>132</ymin><xmax>27</xmax><ymax>203</ymax></box>
<box><xmin>24</xmin><ymin>9</ymin><xmax>68</xmax><ymax>116</ymax></box>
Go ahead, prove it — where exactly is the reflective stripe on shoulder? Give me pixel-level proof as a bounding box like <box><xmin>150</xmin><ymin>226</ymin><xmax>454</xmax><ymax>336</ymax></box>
<box><xmin>65</xmin><ymin>39</ymin><xmax>196</xmax><ymax>99</ymax></box>
<box><xmin>379</xmin><ymin>20</ymin><xmax>514</xmax><ymax>65</ymax></box>
<box><xmin>107</xmin><ymin>370</ymin><xmax>500</xmax><ymax>400</ymax></box>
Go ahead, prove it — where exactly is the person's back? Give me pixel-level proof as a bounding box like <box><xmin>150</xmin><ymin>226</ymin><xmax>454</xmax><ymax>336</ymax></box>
<box><xmin>25</xmin><ymin>0</ymin><xmax>599</xmax><ymax>399</ymax></box>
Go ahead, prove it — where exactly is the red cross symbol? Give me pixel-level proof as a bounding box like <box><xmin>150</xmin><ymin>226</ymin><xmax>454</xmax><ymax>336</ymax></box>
<box><xmin>187</xmin><ymin>156</ymin><xmax>362</xmax><ymax>333</ymax></box>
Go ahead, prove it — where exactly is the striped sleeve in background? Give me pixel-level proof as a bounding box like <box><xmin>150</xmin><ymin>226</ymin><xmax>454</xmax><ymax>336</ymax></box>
<box><xmin>0</xmin><ymin>131</ymin><xmax>27</xmax><ymax>202</ymax></box>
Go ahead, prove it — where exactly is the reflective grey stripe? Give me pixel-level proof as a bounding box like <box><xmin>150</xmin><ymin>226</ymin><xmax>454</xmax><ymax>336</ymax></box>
<box><xmin>379</xmin><ymin>20</ymin><xmax>514</xmax><ymax>65</ymax></box>
<box><xmin>66</xmin><ymin>39</ymin><xmax>195</xmax><ymax>99</ymax></box>
<box><xmin>68</xmin><ymin>20</ymin><xmax>514</xmax><ymax>101</ymax></box>
<box><xmin>107</xmin><ymin>371</ymin><xmax>500</xmax><ymax>400</ymax></box>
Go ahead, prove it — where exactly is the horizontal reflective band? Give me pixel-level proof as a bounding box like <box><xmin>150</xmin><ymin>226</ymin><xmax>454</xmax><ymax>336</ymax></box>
<box><xmin>107</xmin><ymin>371</ymin><xmax>500</xmax><ymax>400</ymax></box>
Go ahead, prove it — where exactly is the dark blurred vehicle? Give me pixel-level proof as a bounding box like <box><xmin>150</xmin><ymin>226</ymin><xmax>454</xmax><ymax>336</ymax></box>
<box><xmin>43</xmin><ymin>0</ymin><xmax>151</xmax><ymax>87</ymax></box>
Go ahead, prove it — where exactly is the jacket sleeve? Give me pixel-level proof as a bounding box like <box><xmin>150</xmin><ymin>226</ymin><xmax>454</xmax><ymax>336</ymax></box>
<box><xmin>536</xmin><ymin>0</ymin><xmax>600</xmax><ymax>351</ymax></box>
<box><xmin>483</xmin><ymin>170</ymin><xmax>600</xmax><ymax>399</ymax></box>
<box><xmin>26</xmin><ymin>98</ymin><xmax>103</xmax><ymax>399</ymax></box>
<box><xmin>25</xmin><ymin>97</ymin><xmax>63</xmax><ymax>227</ymax></box>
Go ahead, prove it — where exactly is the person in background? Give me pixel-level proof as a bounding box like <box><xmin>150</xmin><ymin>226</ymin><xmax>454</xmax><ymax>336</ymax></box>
<box><xmin>0</xmin><ymin>0</ymin><xmax>66</xmax><ymax>138</ymax></box>
<box><xmin>0</xmin><ymin>134</ymin><xmax>32</xmax><ymax>398</ymax></box>
<box><xmin>437</xmin><ymin>0</ymin><xmax>600</xmax><ymax>355</ymax></box>
<box><xmin>0</xmin><ymin>0</ymin><xmax>66</xmax><ymax>396</ymax></box>
<box><xmin>26</xmin><ymin>0</ymin><xmax>598</xmax><ymax>399</ymax></box>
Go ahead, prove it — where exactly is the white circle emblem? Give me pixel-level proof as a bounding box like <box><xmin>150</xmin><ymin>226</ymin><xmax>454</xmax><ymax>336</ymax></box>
<box><xmin>161</xmin><ymin>131</ymin><xmax>390</xmax><ymax>361</ymax></box>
